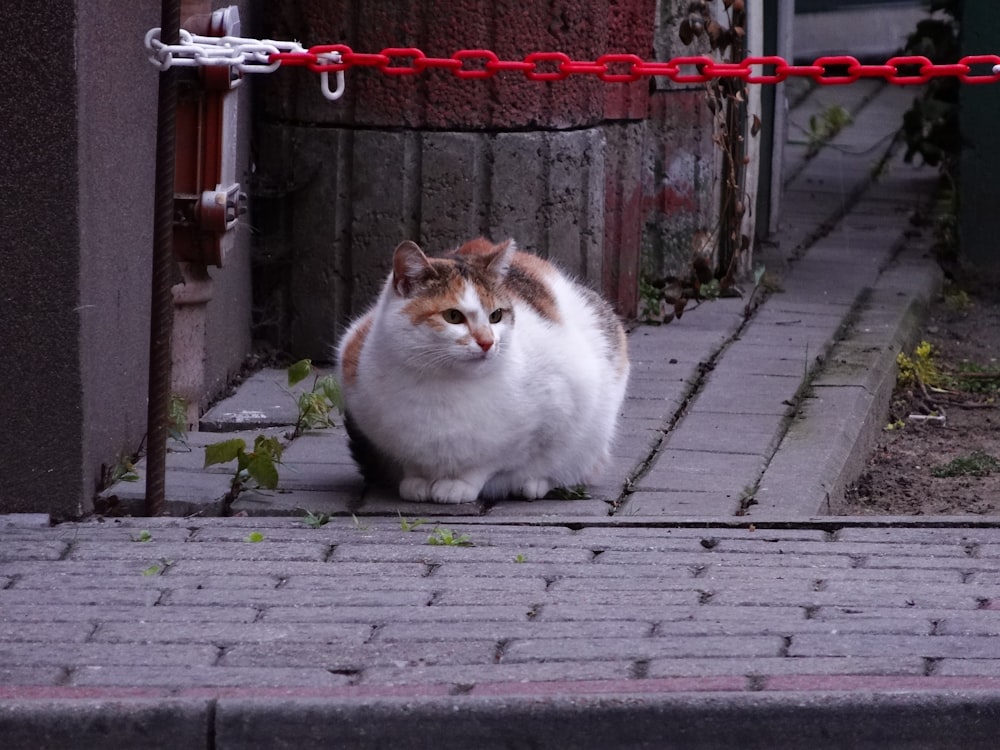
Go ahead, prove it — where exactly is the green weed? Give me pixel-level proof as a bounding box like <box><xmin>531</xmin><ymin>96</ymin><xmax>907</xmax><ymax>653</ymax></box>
<box><xmin>897</xmin><ymin>341</ymin><xmax>945</xmax><ymax>389</ymax></box>
<box><xmin>204</xmin><ymin>359</ymin><xmax>343</xmax><ymax>502</ymax></box>
<box><xmin>427</xmin><ymin>527</ymin><xmax>473</xmax><ymax>547</ymax></box>
<box><xmin>932</xmin><ymin>450</ymin><xmax>1000</xmax><ymax>478</ymax></box>
<box><xmin>141</xmin><ymin>558</ymin><xmax>174</xmax><ymax>577</ymax></box>
<box><xmin>399</xmin><ymin>514</ymin><xmax>427</xmax><ymax>532</ymax></box>
<box><xmin>204</xmin><ymin>433</ymin><xmax>284</xmax><ymax>495</ymax></box>
<box><xmin>301</xmin><ymin>509</ymin><xmax>332</xmax><ymax>529</ymax></box>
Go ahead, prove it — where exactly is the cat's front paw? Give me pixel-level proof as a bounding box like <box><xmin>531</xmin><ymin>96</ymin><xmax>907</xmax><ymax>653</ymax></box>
<box><xmin>520</xmin><ymin>478</ymin><xmax>552</xmax><ymax>500</ymax></box>
<box><xmin>399</xmin><ymin>477</ymin><xmax>432</xmax><ymax>502</ymax></box>
<box><xmin>429</xmin><ymin>478</ymin><xmax>481</xmax><ymax>504</ymax></box>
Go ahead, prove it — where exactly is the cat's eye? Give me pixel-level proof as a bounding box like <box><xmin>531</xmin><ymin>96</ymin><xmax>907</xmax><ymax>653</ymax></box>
<box><xmin>488</xmin><ymin>308</ymin><xmax>503</xmax><ymax>324</ymax></box>
<box><xmin>442</xmin><ymin>309</ymin><xmax>466</xmax><ymax>324</ymax></box>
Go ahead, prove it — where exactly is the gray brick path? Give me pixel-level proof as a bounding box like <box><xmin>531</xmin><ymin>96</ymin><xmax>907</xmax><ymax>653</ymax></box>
<box><xmin>4</xmin><ymin>516</ymin><xmax>1000</xmax><ymax>746</ymax></box>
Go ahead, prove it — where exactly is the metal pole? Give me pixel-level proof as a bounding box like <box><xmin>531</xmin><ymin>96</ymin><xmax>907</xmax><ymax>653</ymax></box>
<box><xmin>145</xmin><ymin>0</ymin><xmax>181</xmax><ymax>516</ymax></box>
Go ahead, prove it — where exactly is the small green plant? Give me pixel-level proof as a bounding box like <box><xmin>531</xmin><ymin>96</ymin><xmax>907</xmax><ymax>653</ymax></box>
<box><xmin>398</xmin><ymin>514</ymin><xmax>427</xmax><ymax>532</ymax></box>
<box><xmin>109</xmin><ymin>455</ymin><xmax>140</xmax><ymax>484</ymax></box>
<box><xmin>514</xmin><ymin>553</ymin><xmax>527</xmax><ymax>563</ymax></box>
<box><xmin>287</xmin><ymin>359</ymin><xmax>343</xmax><ymax>437</ymax></box>
<box><xmin>742</xmin><ymin>263</ymin><xmax>768</xmax><ymax>318</ymax></box>
<box><xmin>301</xmin><ymin>509</ymin><xmax>332</xmax><ymax>528</ymax></box>
<box><xmin>932</xmin><ymin>450</ymin><xmax>1000</xmax><ymax>478</ymax></box>
<box><xmin>547</xmin><ymin>485</ymin><xmax>590</xmax><ymax>500</ymax></box>
<box><xmin>204</xmin><ymin>433</ymin><xmax>284</xmax><ymax>496</ymax></box>
<box><xmin>807</xmin><ymin>105</ymin><xmax>853</xmax><ymax>153</ymax></box>
<box><xmin>943</xmin><ymin>286</ymin><xmax>971</xmax><ymax>314</ymax></box>
<box><xmin>141</xmin><ymin>558</ymin><xmax>174</xmax><ymax>577</ymax></box>
<box><xmin>131</xmin><ymin>530</ymin><xmax>153</xmax><ymax>543</ymax></box>
<box><xmin>897</xmin><ymin>341</ymin><xmax>945</xmax><ymax>389</ymax></box>
<box><xmin>955</xmin><ymin>362</ymin><xmax>1000</xmax><ymax>398</ymax></box>
<box><xmin>169</xmin><ymin>395</ymin><xmax>189</xmax><ymax>442</ymax></box>
<box><xmin>638</xmin><ymin>275</ymin><xmax>665</xmax><ymax>322</ymax></box>
<box><xmin>204</xmin><ymin>359</ymin><xmax>343</xmax><ymax>503</ymax></box>
<box><xmin>427</xmin><ymin>527</ymin><xmax>473</xmax><ymax>547</ymax></box>
<box><xmin>245</xmin><ymin>531</ymin><xmax>265</xmax><ymax>543</ymax></box>
<box><xmin>884</xmin><ymin>418</ymin><xmax>906</xmax><ymax>432</ymax></box>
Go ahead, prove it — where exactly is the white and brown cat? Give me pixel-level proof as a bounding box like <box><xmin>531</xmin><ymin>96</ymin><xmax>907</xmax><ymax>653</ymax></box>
<box><xmin>336</xmin><ymin>237</ymin><xmax>629</xmax><ymax>504</ymax></box>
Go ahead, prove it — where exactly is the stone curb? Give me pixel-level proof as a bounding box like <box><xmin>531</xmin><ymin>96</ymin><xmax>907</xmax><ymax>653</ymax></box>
<box><xmin>3</xmin><ymin>689</ymin><xmax>999</xmax><ymax>749</ymax></box>
<box><xmin>751</xmin><ymin>240</ymin><xmax>943</xmax><ymax>518</ymax></box>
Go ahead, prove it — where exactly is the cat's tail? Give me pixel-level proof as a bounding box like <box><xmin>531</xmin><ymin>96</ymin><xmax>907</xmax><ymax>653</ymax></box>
<box><xmin>343</xmin><ymin>410</ymin><xmax>402</xmax><ymax>489</ymax></box>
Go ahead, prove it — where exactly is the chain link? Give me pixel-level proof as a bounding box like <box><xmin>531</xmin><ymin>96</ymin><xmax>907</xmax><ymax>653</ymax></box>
<box><xmin>144</xmin><ymin>27</ymin><xmax>345</xmax><ymax>100</ymax></box>
<box><xmin>145</xmin><ymin>28</ymin><xmax>1000</xmax><ymax>95</ymax></box>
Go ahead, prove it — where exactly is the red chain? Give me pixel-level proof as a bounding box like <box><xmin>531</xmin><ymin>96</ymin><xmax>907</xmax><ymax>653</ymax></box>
<box><xmin>270</xmin><ymin>46</ymin><xmax>1000</xmax><ymax>86</ymax></box>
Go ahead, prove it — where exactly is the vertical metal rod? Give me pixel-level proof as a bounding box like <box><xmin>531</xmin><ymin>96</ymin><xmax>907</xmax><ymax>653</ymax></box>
<box><xmin>145</xmin><ymin>0</ymin><xmax>181</xmax><ymax>516</ymax></box>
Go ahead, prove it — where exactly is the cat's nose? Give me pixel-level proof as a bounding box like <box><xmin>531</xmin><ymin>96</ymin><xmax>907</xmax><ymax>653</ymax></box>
<box><xmin>477</xmin><ymin>338</ymin><xmax>493</xmax><ymax>352</ymax></box>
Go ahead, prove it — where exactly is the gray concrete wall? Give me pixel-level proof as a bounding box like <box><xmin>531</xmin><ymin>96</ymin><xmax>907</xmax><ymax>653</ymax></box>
<box><xmin>0</xmin><ymin>1</ymin><xmax>91</xmax><ymax>516</ymax></box>
<box><xmin>0</xmin><ymin>1</ymin><xmax>255</xmax><ymax>516</ymax></box>
<box><xmin>959</xmin><ymin>0</ymin><xmax>1000</xmax><ymax>267</ymax></box>
<box><xmin>255</xmin><ymin>0</ymin><xmax>657</xmax><ymax>362</ymax></box>
<box><xmin>76</xmin><ymin>1</ymin><xmax>160</xmax><ymax>514</ymax></box>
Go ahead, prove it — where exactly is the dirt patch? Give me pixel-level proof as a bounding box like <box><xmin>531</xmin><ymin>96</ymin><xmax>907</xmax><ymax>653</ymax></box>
<box><xmin>842</xmin><ymin>267</ymin><xmax>1000</xmax><ymax>515</ymax></box>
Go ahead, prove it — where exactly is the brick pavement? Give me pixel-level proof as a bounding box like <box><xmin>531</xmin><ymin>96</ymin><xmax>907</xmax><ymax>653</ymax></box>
<box><xmin>3</xmin><ymin>515</ymin><xmax>1000</xmax><ymax>746</ymax></box>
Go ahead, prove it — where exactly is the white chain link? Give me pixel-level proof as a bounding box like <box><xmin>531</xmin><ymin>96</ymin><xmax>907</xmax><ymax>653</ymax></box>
<box><xmin>144</xmin><ymin>28</ymin><xmax>345</xmax><ymax>101</ymax></box>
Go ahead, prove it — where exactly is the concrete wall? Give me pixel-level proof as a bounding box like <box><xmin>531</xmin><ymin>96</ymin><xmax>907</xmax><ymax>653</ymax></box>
<box><xmin>251</xmin><ymin>0</ymin><xmax>790</xmax><ymax>359</ymax></box>
<box><xmin>0</xmin><ymin>1</ymin><xmax>254</xmax><ymax>516</ymax></box>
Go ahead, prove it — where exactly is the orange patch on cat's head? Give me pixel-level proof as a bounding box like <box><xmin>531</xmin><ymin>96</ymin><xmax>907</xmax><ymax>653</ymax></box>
<box><xmin>400</xmin><ymin>272</ymin><xmax>468</xmax><ymax>328</ymax></box>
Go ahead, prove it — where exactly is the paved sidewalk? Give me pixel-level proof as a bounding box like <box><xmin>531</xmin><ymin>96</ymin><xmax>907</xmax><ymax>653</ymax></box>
<box><xmin>3</xmin><ymin>515</ymin><xmax>1000</xmax><ymax>747</ymax></box>
<box><xmin>7</xmin><ymin>81</ymin><xmax>1000</xmax><ymax>747</ymax></box>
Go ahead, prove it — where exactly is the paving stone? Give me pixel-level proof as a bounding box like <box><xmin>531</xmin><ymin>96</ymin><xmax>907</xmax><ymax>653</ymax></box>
<box><xmin>274</xmin><ymin>575</ymin><xmax>548</xmax><ymax>595</ymax></box>
<box><xmin>0</xmin><ymin>668</ymin><xmax>66</xmax><ymax>686</ymax></box>
<box><xmin>220</xmin><ymin>639</ymin><xmax>498</xmax><ymax>669</ymax></box>
<box><xmin>636</xmin><ymin>450</ymin><xmax>767</xmax><ymax>495</ymax></box>
<box><xmin>373</xmin><ymin>620</ymin><xmax>649</xmax><ymax>642</ymax></box>
<box><xmin>70</xmin><ymin>666</ymin><xmax>354</xmax><ymax>688</ymax></box>
<box><xmin>164</xmin><ymin>587</ymin><xmax>437</xmax><ymax>611</ymax></box>
<box><xmin>279</xmin><ymin>436</ymin><xmax>356</xmax><ymax>465</ymax></box>
<box><xmin>64</xmin><ymin>540</ymin><xmax>332</xmax><ymax>563</ymax></box>
<box><xmin>688</xmin><ymin>372</ymin><xmax>801</xmax><ymax>416</ymax></box>
<box><xmin>91</xmin><ymin>621</ymin><xmax>374</xmax><ymax>646</ymax></box>
<box><xmin>934</xmin><ymin>659</ymin><xmax>1000</xmax><ymax>677</ymax></box>
<box><xmin>199</xmin><ymin>367</ymin><xmax>337</xmax><ymax>432</ymax></box>
<box><xmin>0</xmin><ymin>643</ymin><xmax>219</xmax><ymax>668</ymax></box>
<box><xmin>360</xmin><ymin>661</ymin><xmax>636</xmax><ymax>686</ymax></box>
<box><xmin>230</xmin><ymin>488</ymin><xmax>358</xmax><ymax>517</ymax></box>
<box><xmin>328</xmin><ymin>543</ymin><xmax>593</xmax><ymax>564</ymax></box>
<box><xmin>502</xmin><ymin>635</ymin><xmax>786</xmax><ymax>662</ymax></box>
<box><xmin>646</xmin><ymin>656</ymin><xmax>927</xmax><ymax>678</ymax></box>
<box><xmin>665</xmin><ymin>411</ymin><xmax>786</xmax><ymax>457</ymax></box>
<box><xmin>0</xmin><ymin>622</ymin><xmax>94</xmax><ymax>644</ymax></box>
<box><xmin>0</xmin><ymin>604</ymin><xmax>260</xmax><ymax>624</ymax></box>
<box><xmin>0</xmin><ymin>514</ymin><xmax>51</xmax><ymax>528</ymax></box>
<box><xmin>788</xmin><ymin>634</ymin><xmax>1000</xmax><ymax>660</ymax></box>
<box><xmin>616</xmin><ymin>490</ymin><xmax>737</xmax><ymax>516</ymax></box>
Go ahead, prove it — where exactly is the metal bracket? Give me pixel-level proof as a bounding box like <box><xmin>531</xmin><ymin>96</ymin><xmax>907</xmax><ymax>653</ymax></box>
<box><xmin>172</xmin><ymin>5</ymin><xmax>244</xmax><ymax>267</ymax></box>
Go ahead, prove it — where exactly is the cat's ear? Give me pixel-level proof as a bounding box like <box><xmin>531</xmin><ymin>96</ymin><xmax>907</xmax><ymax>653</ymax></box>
<box><xmin>392</xmin><ymin>241</ymin><xmax>435</xmax><ymax>297</ymax></box>
<box><xmin>485</xmin><ymin>239</ymin><xmax>516</xmax><ymax>280</ymax></box>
